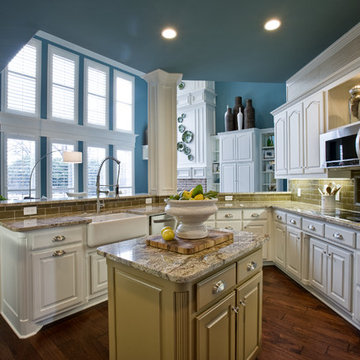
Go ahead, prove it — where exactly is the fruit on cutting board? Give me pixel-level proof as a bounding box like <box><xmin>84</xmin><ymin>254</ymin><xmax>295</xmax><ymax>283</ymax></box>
<box><xmin>168</xmin><ymin>185</ymin><xmax>218</xmax><ymax>200</ymax></box>
<box><xmin>162</xmin><ymin>228</ymin><xmax>175</xmax><ymax>241</ymax></box>
<box><xmin>161</xmin><ymin>226</ymin><xmax>173</xmax><ymax>235</ymax></box>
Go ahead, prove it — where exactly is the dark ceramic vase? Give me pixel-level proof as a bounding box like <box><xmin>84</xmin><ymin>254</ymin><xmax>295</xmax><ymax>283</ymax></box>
<box><xmin>233</xmin><ymin>96</ymin><xmax>244</xmax><ymax>130</ymax></box>
<box><xmin>244</xmin><ymin>99</ymin><xmax>255</xmax><ymax>129</ymax></box>
<box><xmin>224</xmin><ymin>106</ymin><xmax>234</xmax><ymax>131</ymax></box>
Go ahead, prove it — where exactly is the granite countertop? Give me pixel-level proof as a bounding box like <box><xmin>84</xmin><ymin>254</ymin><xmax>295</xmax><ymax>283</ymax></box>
<box><xmin>0</xmin><ymin>215</ymin><xmax>92</xmax><ymax>232</ymax></box>
<box><xmin>97</xmin><ymin>231</ymin><xmax>267</xmax><ymax>283</ymax></box>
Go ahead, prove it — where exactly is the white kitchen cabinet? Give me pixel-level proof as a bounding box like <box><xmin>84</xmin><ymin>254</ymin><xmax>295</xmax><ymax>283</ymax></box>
<box><xmin>219</xmin><ymin>129</ymin><xmax>260</xmax><ymax>193</ymax></box>
<box><xmin>286</xmin><ymin>226</ymin><xmax>302</xmax><ymax>279</ymax></box>
<box><xmin>309</xmin><ymin>237</ymin><xmax>352</xmax><ymax>311</ymax></box>
<box><xmin>243</xmin><ymin>218</ymin><xmax>268</xmax><ymax>260</ymax></box>
<box><xmin>274</xmin><ymin>111</ymin><xmax>287</xmax><ymax>177</ymax></box>
<box><xmin>32</xmin><ymin>243</ymin><xmax>84</xmax><ymax>320</ymax></box>
<box><xmin>88</xmin><ymin>251</ymin><xmax>108</xmax><ymax>296</ymax></box>
<box><xmin>303</xmin><ymin>92</ymin><xmax>325</xmax><ymax>174</ymax></box>
<box><xmin>287</xmin><ymin>102</ymin><xmax>304</xmax><ymax>175</ymax></box>
<box><xmin>274</xmin><ymin>222</ymin><xmax>286</xmax><ymax>268</ymax></box>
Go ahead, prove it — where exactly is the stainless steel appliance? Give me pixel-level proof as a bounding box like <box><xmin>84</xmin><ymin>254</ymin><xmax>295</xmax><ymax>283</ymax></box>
<box><xmin>320</xmin><ymin>122</ymin><xmax>360</xmax><ymax>168</ymax></box>
<box><xmin>149</xmin><ymin>213</ymin><xmax>176</xmax><ymax>235</ymax></box>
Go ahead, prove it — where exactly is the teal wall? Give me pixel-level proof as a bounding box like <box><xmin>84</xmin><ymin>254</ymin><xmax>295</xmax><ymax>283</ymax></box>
<box><xmin>215</xmin><ymin>82</ymin><xmax>286</xmax><ymax>133</ymax></box>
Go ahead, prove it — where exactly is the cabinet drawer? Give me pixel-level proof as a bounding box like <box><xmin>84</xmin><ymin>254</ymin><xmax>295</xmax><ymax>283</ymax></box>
<box><xmin>216</xmin><ymin>220</ymin><xmax>242</xmax><ymax>232</ymax></box>
<box><xmin>196</xmin><ymin>263</ymin><xmax>236</xmax><ymax>311</ymax></box>
<box><xmin>325</xmin><ymin>224</ymin><xmax>356</xmax><ymax>248</ymax></box>
<box><xmin>302</xmin><ymin>218</ymin><xmax>324</xmax><ymax>237</ymax></box>
<box><xmin>216</xmin><ymin>209</ymin><xmax>242</xmax><ymax>220</ymax></box>
<box><xmin>30</xmin><ymin>226</ymin><xmax>84</xmax><ymax>250</ymax></box>
<box><xmin>286</xmin><ymin>213</ymin><xmax>302</xmax><ymax>229</ymax></box>
<box><xmin>273</xmin><ymin>210</ymin><xmax>286</xmax><ymax>224</ymax></box>
<box><xmin>243</xmin><ymin>209</ymin><xmax>267</xmax><ymax>220</ymax></box>
<box><xmin>237</xmin><ymin>249</ymin><xmax>262</xmax><ymax>284</ymax></box>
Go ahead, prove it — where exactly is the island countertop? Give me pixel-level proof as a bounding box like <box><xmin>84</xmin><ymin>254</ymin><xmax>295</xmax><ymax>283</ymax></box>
<box><xmin>97</xmin><ymin>231</ymin><xmax>267</xmax><ymax>283</ymax></box>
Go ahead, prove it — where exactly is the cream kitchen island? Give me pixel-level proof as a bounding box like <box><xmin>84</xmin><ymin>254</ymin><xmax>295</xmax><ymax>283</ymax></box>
<box><xmin>97</xmin><ymin>231</ymin><xmax>267</xmax><ymax>360</ymax></box>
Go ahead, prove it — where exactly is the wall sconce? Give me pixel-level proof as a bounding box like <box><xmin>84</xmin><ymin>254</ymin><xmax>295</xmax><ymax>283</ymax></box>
<box><xmin>24</xmin><ymin>151</ymin><xmax>83</xmax><ymax>200</ymax></box>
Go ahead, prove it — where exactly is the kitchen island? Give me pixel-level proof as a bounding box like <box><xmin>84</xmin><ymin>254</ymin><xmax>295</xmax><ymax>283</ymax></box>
<box><xmin>98</xmin><ymin>231</ymin><xmax>267</xmax><ymax>360</ymax></box>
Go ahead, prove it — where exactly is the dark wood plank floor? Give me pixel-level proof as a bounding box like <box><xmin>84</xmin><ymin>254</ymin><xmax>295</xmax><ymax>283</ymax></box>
<box><xmin>0</xmin><ymin>266</ymin><xmax>359</xmax><ymax>359</ymax></box>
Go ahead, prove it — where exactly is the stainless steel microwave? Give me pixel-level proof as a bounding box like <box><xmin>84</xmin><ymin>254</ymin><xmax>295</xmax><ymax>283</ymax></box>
<box><xmin>320</xmin><ymin>122</ymin><xmax>360</xmax><ymax>168</ymax></box>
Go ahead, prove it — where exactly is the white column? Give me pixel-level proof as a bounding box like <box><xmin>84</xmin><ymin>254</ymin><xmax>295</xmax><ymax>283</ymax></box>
<box><xmin>143</xmin><ymin>69</ymin><xmax>182</xmax><ymax>196</ymax></box>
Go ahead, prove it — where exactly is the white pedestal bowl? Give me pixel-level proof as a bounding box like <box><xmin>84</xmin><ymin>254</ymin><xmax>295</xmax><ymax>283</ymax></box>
<box><xmin>165</xmin><ymin>199</ymin><xmax>218</xmax><ymax>239</ymax></box>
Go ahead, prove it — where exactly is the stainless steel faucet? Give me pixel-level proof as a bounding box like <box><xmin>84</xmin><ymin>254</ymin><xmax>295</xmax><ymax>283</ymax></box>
<box><xmin>96</xmin><ymin>156</ymin><xmax>121</xmax><ymax>213</ymax></box>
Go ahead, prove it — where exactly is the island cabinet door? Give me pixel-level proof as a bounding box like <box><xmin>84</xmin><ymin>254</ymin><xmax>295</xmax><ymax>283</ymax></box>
<box><xmin>236</xmin><ymin>272</ymin><xmax>262</xmax><ymax>360</ymax></box>
<box><xmin>274</xmin><ymin>222</ymin><xmax>286</xmax><ymax>268</ymax></box>
<box><xmin>196</xmin><ymin>292</ymin><xmax>236</xmax><ymax>360</ymax></box>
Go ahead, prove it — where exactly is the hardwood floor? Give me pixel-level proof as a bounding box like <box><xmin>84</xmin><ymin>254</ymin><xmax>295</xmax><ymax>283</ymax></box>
<box><xmin>0</xmin><ymin>266</ymin><xmax>359</xmax><ymax>359</ymax></box>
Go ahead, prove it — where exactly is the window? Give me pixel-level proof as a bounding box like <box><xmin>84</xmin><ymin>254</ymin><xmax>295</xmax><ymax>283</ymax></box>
<box><xmin>48</xmin><ymin>46</ymin><xmax>78</xmax><ymax>121</ymax></box>
<box><xmin>116</xmin><ymin>149</ymin><xmax>133</xmax><ymax>195</ymax></box>
<box><xmin>4</xmin><ymin>39</ymin><xmax>40</xmax><ymax>115</ymax></box>
<box><xmin>6</xmin><ymin>137</ymin><xmax>36</xmax><ymax>200</ymax></box>
<box><xmin>114</xmin><ymin>71</ymin><xmax>134</xmax><ymax>132</ymax></box>
<box><xmin>87</xmin><ymin>146</ymin><xmax>106</xmax><ymax>197</ymax></box>
<box><xmin>85</xmin><ymin>60</ymin><xmax>108</xmax><ymax>127</ymax></box>
<box><xmin>50</xmin><ymin>142</ymin><xmax>76</xmax><ymax>199</ymax></box>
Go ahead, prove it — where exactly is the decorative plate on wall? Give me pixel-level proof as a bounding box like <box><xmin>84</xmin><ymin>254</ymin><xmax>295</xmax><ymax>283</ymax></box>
<box><xmin>188</xmin><ymin>154</ymin><xmax>194</xmax><ymax>161</ymax></box>
<box><xmin>184</xmin><ymin>146</ymin><xmax>191</xmax><ymax>155</ymax></box>
<box><xmin>182</xmin><ymin>130</ymin><xmax>193</xmax><ymax>143</ymax></box>
<box><xmin>178</xmin><ymin>124</ymin><xmax>185</xmax><ymax>133</ymax></box>
<box><xmin>178</xmin><ymin>81</ymin><xmax>185</xmax><ymax>90</ymax></box>
<box><xmin>177</xmin><ymin>117</ymin><xmax>184</xmax><ymax>123</ymax></box>
<box><xmin>177</xmin><ymin>142</ymin><xmax>185</xmax><ymax>151</ymax></box>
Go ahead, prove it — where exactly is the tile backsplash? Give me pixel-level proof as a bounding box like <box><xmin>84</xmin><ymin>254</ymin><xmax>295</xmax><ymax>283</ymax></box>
<box><xmin>289</xmin><ymin>179</ymin><xmax>358</xmax><ymax>211</ymax></box>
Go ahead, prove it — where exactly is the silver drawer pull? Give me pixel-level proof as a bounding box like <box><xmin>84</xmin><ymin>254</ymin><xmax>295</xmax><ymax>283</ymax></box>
<box><xmin>247</xmin><ymin>261</ymin><xmax>257</xmax><ymax>272</ymax></box>
<box><xmin>239</xmin><ymin>299</ymin><xmax>246</xmax><ymax>307</ymax></box>
<box><xmin>333</xmin><ymin>232</ymin><xmax>343</xmax><ymax>240</ymax></box>
<box><xmin>225</xmin><ymin>226</ymin><xmax>233</xmax><ymax>230</ymax></box>
<box><xmin>251</xmin><ymin>213</ymin><xmax>259</xmax><ymax>218</ymax></box>
<box><xmin>52</xmin><ymin>250</ymin><xmax>66</xmax><ymax>257</ymax></box>
<box><xmin>290</xmin><ymin>219</ymin><xmax>296</xmax><ymax>225</ymax></box>
<box><xmin>213</xmin><ymin>280</ymin><xmax>226</xmax><ymax>294</ymax></box>
<box><xmin>276</xmin><ymin>215</ymin><xmax>282</xmax><ymax>220</ymax></box>
<box><xmin>225</xmin><ymin>213</ymin><xmax>233</xmax><ymax>218</ymax></box>
<box><xmin>53</xmin><ymin>235</ymin><xmax>66</xmax><ymax>242</ymax></box>
<box><xmin>308</xmin><ymin>225</ymin><xmax>316</xmax><ymax>231</ymax></box>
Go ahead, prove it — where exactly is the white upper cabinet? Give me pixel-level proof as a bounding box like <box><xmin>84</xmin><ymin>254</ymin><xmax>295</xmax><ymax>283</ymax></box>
<box><xmin>220</xmin><ymin>134</ymin><xmax>236</xmax><ymax>162</ymax></box>
<box><xmin>287</xmin><ymin>102</ymin><xmax>304</xmax><ymax>175</ymax></box>
<box><xmin>303</xmin><ymin>92</ymin><xmax>325</xmax><ymax>174</ymax></box>
<box><xmin>235</xmin><ymin>132</ymin><xmax>253</xmax><ymax>162</ymax></box>
<box><xmin>274</xmin><ymin>111</ymin><xmax>287</xmax><ymax>177</ymax></box>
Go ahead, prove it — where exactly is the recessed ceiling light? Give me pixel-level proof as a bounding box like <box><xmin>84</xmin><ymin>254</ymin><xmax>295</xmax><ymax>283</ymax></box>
<box><xmin>161</xmin><ymin>27</ymin><xmax>177</xmax><ymax>39</ymax></box>
<box><xmin>264</xmin><ymin>18</ymin><xmax>281</xmax><ymax>31</ymax></box>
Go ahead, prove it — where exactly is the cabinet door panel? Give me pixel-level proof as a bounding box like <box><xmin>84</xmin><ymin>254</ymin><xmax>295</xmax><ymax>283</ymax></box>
<box><xmin>287</xmin><ymin>103</ymin><xmax>304</xmax><ymax>174</ymax></box>
<box><xmin>237</xmin><ymin>272</ymin><xmax>262</xmax><ymax>360</ymax></box>
<box><xmin>220</xmin><ymin>135</ymin><xmax>236</xmax><ymax>162</ymax></box>
<box><xmin>327</xmin><ymin>245</ymin><xmax>352</xmax><ymax>311</ymax></box>
<box><xmin>274</xmin><ymin>222</ymin><xmax>286</xmax><ymax>267</ymax></box>
<box><xmin>303</xmin><ymin>92</ymin><xmax>325</xmax><ymax>174</ymax></box>
<box><xmin>221</xmin><ymin>163</ymin><xmax>237</xmax><ymax>192</ymax></box>
<box><xmin>286</xmin><ymin>227</ymin><xmax>302</xmax><ymax>279</ymax></box>
<box><xmin>274</xmin><ymin>112</ymin><xmax>287</xmax><ymax>176</ymax></box>
<box><xmin>242</xmin><ymin>220</ymin><xmax>268</xmax><ymax>260</ymax></box>
<box><xmin>236</xmin><ymin>163</ymin><xmax>253</xmax><ymax>192</ymax></box>
<box><xmin>309</xmin><ymin>238</ymin><xmax>327</xmax><ymax>294</ymax></box>
<box><xmin>197</xmin><ymin>292</ymin><xmax>235</xmax><ymax>360</ymax></box>
<box><xmin>89</xmin><ymin>252</ymin><xmax>108</xmax><ymax>295</ymax></box>
<box><xmin>236</xmin><ymin>133</ymin><xmax>252</xmax><ymax>161</ymax></box>
<box><xmin>32</xmin><ymin>244</ymin><xmax>84</xmax><ymax>320</ymax></box>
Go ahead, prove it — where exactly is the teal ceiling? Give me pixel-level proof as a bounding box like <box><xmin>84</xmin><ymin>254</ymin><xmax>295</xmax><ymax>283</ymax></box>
<box><xmin>1</xmin><ymin>0</ymin><xmax>360</xmax><ymax>82</ymax></box>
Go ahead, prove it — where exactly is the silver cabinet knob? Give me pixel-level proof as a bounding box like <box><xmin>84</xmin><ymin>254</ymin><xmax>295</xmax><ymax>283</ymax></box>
<box><xmin>225</xmin><ymin>213</ymin><xmax>233</xmax><ymax>218</ymax></box>
<box><xmin>333</xmin><ymin>232</ymin><xmax>343</xmax><ymax>240</ymax></box>
<box><xmin>290</xmin><ymin>219</ymin><xmax>296</xmax><ymax>225</ymax></box>
<box><xmin>53</xmin><ymin>235</ymin><xmax>66</xmax><ymax>242</ymax></box>
<box><xmin>247</xmin><ymin>261</ymin><xmax>257</xmax><ymax>272</ymax></box>
<box><xmin>225</xmin><ymin>226</ymin><xmax>233</xmax><ymax>230</ymax></box>
<box><xmin>213</xmin><ymin>280</ymin><xmax>226</xmax><ymax>294</ymax></box>
<box><xmin>232</xmin><ymin>306</ymin><xmax>239</xmax><ymax>314</ymax></box>
<box><xmin>239</xmin><ymin>299</ymin><xmax>246</xmax><ymax>307</ymax></box>
<box><xmin>52</xmin><ymin>250</ymin><xmax>66</xmax><ymax>257</ymax></box>
<box><xmin>276</xmin><ymin>215</ymin><xmax>282</xmax><ymax>220</ymax></box>
<box><xmin>308</xmin><ymin>225</ymin><xmax>315</xmax><ymax>231</ymax></box>
<box><xmin>251</xmin><ymin>213</ymin><xmax>260</xmax><ymax>218</ymax></box>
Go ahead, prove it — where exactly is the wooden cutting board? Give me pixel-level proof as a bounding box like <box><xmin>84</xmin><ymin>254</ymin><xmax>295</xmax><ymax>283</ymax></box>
<box><xmin>146</xmin><ymin>230</ymin><xmax>234</xmax><ymax>255</ymax></box>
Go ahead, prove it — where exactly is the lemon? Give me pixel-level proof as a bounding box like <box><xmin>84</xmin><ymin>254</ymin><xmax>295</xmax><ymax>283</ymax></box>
<box><xmin>162</xmin><ymin>229</ymin><xmax>175</xmax><ymax>241</ymax></box>
<box><xmin>161</xmin><ymin>226</ymin><xmax>173</xmax><ymax>235</ymax></box>
<box><xmin>194</xmin><ymin>193</ymin><xmax>204</xmax><ymax>200</ymax></box>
